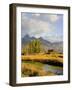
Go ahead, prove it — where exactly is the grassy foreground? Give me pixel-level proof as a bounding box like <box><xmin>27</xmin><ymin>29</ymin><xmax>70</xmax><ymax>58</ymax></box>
<box><xmin>21</xmin><ymin>53</ymin><xmax>63</xmax><ymax>77</ymax></box>
<box><xmin>21</xmin><ymin>61</ymin><xmax>56</xmax><ymax>77</ymax></box>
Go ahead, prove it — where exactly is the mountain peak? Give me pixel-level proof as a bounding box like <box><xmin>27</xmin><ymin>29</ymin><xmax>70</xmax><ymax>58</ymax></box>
<box><xmin>24</xmin><ymin>34</ymin><xmax>30</xmax><ymax>38</ymax></box>
<box><xmin>38</xmin><ymin>37</ymin><xmax>43</xmax><ymax>40</ymax></box>
<box><xmin>22</xmin><ymin>35</ymin><xmax>63</xmax><ymax>53</ymax></box>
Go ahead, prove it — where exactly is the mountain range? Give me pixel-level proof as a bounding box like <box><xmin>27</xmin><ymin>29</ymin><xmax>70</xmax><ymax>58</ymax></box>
<box><xmin>22</xmin><ymin>34</ymin><xmax>63</xmax><ymax>53</ymax></box>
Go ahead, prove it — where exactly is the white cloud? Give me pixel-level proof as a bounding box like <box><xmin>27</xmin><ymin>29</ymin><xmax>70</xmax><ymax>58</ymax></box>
<box><xmin>22</xmin><ymin>16</ymin><xmax>54</xmax><ymax>38</ymax></box>
<box><xmin>48</xmin><ymin>14</ymin><xmax>60</xmax><ymax>22</ymax></box>
<box><xmin>44</xmin><ymin>34</ymin><xmax>63</xmax><ymax>42</ymax></box>
<box><xmin>32</xmin><ymin>13</ymin><xmax>40</xmax><ymax>17</ymax></box>
<box><xmin>21</xmin><ymin>13</ymin><xmax>63</xmax><ymax>42</ymax></box>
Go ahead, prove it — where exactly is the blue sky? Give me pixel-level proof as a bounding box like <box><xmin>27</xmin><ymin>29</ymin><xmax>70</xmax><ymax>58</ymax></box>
<box><xmin>21</xmin><ymin>12</ymin><xmax>63</xmax><ymax>42</ymax></box>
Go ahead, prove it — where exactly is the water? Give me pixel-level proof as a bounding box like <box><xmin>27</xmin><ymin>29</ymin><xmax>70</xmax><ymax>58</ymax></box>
<box><xmin>43</xmin><ymin>64</ymin><xmax>63</xmax><ymax>75</ymax></box>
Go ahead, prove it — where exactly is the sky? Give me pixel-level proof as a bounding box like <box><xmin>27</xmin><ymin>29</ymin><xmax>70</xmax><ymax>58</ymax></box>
<box><xmin>21</xmin><ymin>12</ymin><xmax>63</xmax><ymax>42</ymax></box>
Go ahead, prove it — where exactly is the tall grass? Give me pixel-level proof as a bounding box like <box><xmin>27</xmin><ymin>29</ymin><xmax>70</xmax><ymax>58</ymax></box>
<box><xmin>21</xmin><ymin>62</ymin><xmax>55</xmax><ymax>77</ymax></box>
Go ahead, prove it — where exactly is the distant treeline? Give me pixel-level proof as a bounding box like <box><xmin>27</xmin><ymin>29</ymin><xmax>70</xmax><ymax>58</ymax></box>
<box><xmin>21</xmin><ymin>39</ymin><xmax>61</xmax><ymax>55</ymax></box>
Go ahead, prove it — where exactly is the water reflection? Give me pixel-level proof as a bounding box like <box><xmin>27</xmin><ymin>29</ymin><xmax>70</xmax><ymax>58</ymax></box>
<box><xmin>43</xmin><ymin>64</ymin><xmax>63</xmax><ymax>75</ymax></box>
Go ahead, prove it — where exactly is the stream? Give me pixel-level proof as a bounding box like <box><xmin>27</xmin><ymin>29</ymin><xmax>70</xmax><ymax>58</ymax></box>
<box><xmin>43</xmin><ymin>64</ymin><xmax>63</xmax><ymax>75</ymax></box>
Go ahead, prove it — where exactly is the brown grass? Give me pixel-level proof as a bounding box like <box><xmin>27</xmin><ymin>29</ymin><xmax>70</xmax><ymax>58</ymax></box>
<box><xmin>21</xmin><ymin>63</ymin><xmax>55</xmax><ymax>77</ymax></box>
<box><xmin>21</xmin><ymin>53</ymin><xmax>63</xmax><ymax>63</ymax></box>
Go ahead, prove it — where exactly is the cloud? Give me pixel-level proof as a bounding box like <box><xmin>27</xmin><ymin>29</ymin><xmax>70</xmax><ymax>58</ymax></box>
<box><xmin>31</xmin><ymin>13</ymin><xmax>61</xmax><ymax>23</ymax></box>
<box><xmin>44</xmin><ymin>34</ymin><xmax>63</xmax><ymax>42</ymax></box>
<box><xmin>21</xmin><ymin>13</ymin><xmax>63</xmax><ymax>42</ymax></box>
<box><xmin>45</xmin><ymin>14</ymin><xmax>60</xmax><ymax>22</ymax></box>
<box><xmin>21</xmin><ymin>16</ymin><xmax>54</xmax><ymax>39</ymax></box>
<box><xmin>32</xmin><ymin>13</ymin><xmax>40</xmax><ymax>17</ymax></box>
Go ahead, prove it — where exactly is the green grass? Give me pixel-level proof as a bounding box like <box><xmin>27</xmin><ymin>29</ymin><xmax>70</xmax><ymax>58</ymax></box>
<box><xmin>22</xmin><ymin>61</ymin><xmax>44</xmax><ymax>68</ymax></box>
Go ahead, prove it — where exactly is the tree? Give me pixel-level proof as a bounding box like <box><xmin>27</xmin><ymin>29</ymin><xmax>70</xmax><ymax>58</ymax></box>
<box><xmin>28</xmin><ymin>39</ymin><xmax>41</xmax><ymax>54</ymax></box>
<box><xmin>31</xmin><ymin>39</ymin><xmax>41</xmax><ymax>54</ymax></box>
<box><xmin>22</xmin><ymin>39</ymin><xmax>41</xmax><ymax>55</ymax></box>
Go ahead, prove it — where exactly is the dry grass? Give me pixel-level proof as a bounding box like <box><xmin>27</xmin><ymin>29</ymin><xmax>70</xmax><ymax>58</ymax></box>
<box><xmin>21</xmin><ymin>53</ymin><xmax>63</xmax><ymax>77</ymax></box>
<box><xmin>21</xmin><ymin>63</ymin><xmax>55</xmax><ymax>77</ymax></box>
<box><xmin>21</xmin><ymin>53</ymin><xmax>63</xmax><ymax>63</ymax></box>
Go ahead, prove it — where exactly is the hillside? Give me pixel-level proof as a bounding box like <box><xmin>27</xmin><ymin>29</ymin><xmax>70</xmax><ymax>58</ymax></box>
<box><xmin>22</xmin><ymin>34</ymin><xmax>63</xmax><ymax>53</ymax></box>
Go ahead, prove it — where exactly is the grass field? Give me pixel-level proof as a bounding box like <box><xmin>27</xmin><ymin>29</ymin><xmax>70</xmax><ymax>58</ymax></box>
<box><xmin>22</xmin><ymin>53</ymin><xmax>63</xmax><ymax>63</ymax></box>
<box><xmin>21</xmin><ymin>61</ymin><xmax>56</xmax><ymax>77</ymax></box>
<box><xmin>21</xmin><ymin>53</ymin><xmax>63</xmax><ymax>77</ymax></box>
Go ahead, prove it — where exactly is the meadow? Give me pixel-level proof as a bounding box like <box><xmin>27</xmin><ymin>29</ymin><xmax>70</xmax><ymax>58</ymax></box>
<box><xmin>21</xmin><ymin>53</ymin><xmax>63</xmax><ymax>77</ymax></box>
